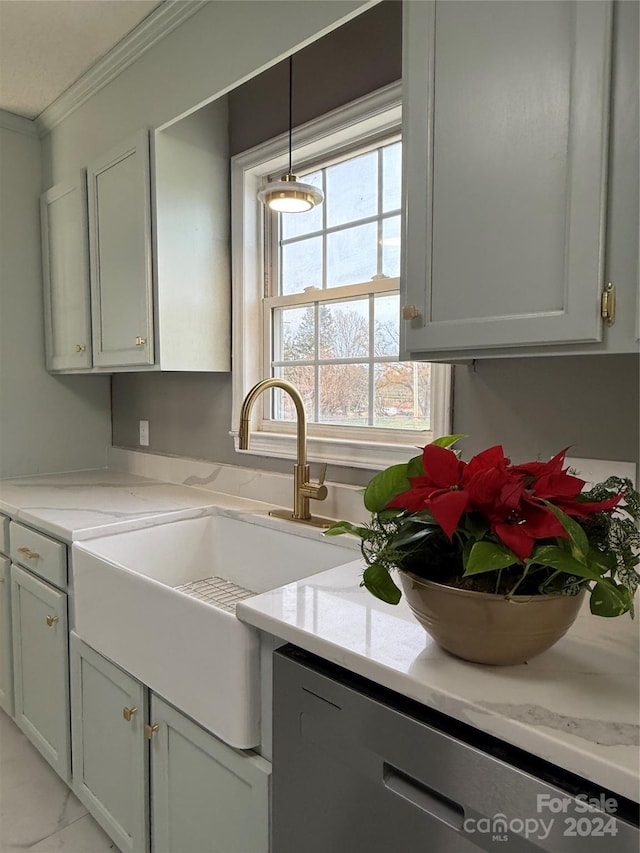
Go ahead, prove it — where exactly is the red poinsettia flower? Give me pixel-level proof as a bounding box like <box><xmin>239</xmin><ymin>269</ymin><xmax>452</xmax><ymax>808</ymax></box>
<box><xmin>492</xmin><ymin>498</ymin><xmax>568</xmax><ymax>561</ymax></box>
<box><xmin>386</xmin><ymin>444</ymin><xmax>469</xmax><ymax>538</ymax></box>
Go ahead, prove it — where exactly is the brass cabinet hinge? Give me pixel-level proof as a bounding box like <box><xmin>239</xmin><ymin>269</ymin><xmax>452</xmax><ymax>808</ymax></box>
<box><xmin>601</xmin><ymin>283</ymin><xmax>616</xmax><ymax>326</ymax></box>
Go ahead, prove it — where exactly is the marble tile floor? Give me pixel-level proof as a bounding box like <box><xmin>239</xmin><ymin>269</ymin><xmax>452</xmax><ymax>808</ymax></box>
<box><xmin>0</xmin><ymin>710</ymin><xmax>117</xmax><ymax>852</ymax></box>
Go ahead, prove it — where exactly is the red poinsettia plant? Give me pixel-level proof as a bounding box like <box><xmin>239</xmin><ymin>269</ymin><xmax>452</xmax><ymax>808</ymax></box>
<box><xmin>326</xmin><ymin>436</ymin><xmax>640</xmax><ymax>617</ymax></box>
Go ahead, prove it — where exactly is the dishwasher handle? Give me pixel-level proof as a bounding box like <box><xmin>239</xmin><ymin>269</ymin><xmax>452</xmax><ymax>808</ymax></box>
<box><xmin>383</xmin><ymin>763</ymin><xmax>465</xmax><ymax>830</ymax></box>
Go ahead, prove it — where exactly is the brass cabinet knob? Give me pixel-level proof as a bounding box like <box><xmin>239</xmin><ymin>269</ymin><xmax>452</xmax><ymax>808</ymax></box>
<box><xmin>46</xmin><ymin>615</ymin><xmax>59</xmax><ymax>627</ymax></box>
<box><xmin>135</xmin><ymin>336</ymin><xmax>147</xmax><ymax>346</ymax></box>
<box><xmin>18</xmin><ymin>546</ymin><xmax>40</xmax><ymax>560</ymax></box>
<box><xmin>402</xmin><ymin>305</ymin><xmax>421</xmax><ymax>321</ymax></box>
<box><xmin>144</xmin><ymin>723</ymin><xmax>159</xmax><ymax>740</ymax></box>
<box><xmin>75</xmin><ymin>344</ymin><xmax>86</xmax><ymax>352</ymax></box>
<box><xmin>123</xmin><ymin>706</ymin><xmax>138</xmax><ymax>722</ymax></box>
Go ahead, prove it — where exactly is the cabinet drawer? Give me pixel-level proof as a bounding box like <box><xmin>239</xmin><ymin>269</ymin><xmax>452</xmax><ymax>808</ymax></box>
<box><xmin>0</xmin><ymin>514</ymin><xmax>9</xmax><ymax>557</ymax></box>
<box><xmin>10</xmin><ymin>521</ymin><xmax>66</xmax><ymax>589</ymax></box>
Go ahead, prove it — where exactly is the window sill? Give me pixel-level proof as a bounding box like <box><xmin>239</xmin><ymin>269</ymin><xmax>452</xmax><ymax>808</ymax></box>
<box><xmin>231</xmin><ymin>430</ymin><xmax>432</xmax><ymax>471</ymax></box>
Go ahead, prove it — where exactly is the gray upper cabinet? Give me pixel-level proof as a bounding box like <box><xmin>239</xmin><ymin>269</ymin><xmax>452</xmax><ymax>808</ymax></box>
<box><xmin>400</xmin><ymin>0</ymin><xmax>635</xmax><ymax>359</ymax></box>
<box><xmin>41</xmin><ymin>176</ymin><xmax>92</xmax><ymax>371</ymax></box>
<box><xmin>88</xmin><ymin>131</ymin><xmax>155</xmax><ymax>368</ymax></box>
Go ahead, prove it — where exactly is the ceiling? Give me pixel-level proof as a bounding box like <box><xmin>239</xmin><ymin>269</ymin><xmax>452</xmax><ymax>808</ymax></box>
<box><xmin>0</xmin><ymin>0</ymin><xmax>164</xmax><ymax>119</ymax></box>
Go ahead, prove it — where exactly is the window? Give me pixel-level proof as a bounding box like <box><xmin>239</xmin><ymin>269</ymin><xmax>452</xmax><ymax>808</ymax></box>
<box><xmin>231</xmin><ymin>83</ymin><xmax>451</xmax><ymax>470</ymax></box>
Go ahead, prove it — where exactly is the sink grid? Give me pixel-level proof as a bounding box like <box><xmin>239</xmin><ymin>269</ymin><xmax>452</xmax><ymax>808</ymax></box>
<box><xmin>174</xmin><ymin>576</ymin><xmax>255</xmax><ymax>613</ymax></box>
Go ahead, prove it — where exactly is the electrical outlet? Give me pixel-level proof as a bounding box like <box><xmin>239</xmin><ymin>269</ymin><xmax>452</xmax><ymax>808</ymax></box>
<box><xmin>139</xmin><ymin>420</ymin><xmax>149</xmax><ymax>447</ymax></box>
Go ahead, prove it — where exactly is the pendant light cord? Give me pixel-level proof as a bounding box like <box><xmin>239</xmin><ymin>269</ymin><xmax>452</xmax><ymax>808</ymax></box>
<box><xmin>288</xmin><ymin>55</ymin><xmax>293</xmax><ymax>175</ymax></box>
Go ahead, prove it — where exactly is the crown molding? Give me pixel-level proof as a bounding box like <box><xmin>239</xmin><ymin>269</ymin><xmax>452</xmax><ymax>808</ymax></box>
<box><xmin>0</xmin><ymin>109</ymin><xmax>38</xmax><ymax>138</ymax></box>
<box><xmin>35</xmin><ymin>0</ymin><xmax>208</xmax><ymax>138</ymax></box>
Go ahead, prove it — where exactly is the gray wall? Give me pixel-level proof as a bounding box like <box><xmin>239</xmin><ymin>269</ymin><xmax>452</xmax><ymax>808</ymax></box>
<box><xmin>0</xmin><ymin>122</ymin><xmax>111</xmax><ymax>478</ymax></box>
<box><xmin>108</xmin><ymin>1</ymin><xmax>639</xmax><ymax>481</ymax></box>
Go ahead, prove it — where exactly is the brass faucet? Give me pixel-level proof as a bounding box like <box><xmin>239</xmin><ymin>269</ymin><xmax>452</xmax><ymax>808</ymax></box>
<box><xmin>238</xmin><ymin>378</ymin><xmax>332</xmax><ymax>527</ymax></box>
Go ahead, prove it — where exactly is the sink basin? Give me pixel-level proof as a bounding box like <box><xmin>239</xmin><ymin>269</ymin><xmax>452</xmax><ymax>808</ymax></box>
<box><xmin>72</xmin><ymin>513</ymin><xmax>356</xmax><ymax>748</ymax></box>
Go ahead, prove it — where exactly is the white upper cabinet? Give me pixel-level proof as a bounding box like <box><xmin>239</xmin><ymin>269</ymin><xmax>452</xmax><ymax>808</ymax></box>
<box><xmin>88</xmin><ymin>131</ymin><xmax>155</xmax><ymax>368</ymax></box>
<box><xmin>400</xmin><ymin>0</ymin><xmax>632</xmax><ymax>359</ymax></box>
<box><xmin>40</xmin><ymin>175</ymin><xmax>92</xmax><ymax>371</ymax></box>
<box><xmin>44</xmin><ymin>98</ymin><xmax>231</xmax><ymax>373</ymax></box>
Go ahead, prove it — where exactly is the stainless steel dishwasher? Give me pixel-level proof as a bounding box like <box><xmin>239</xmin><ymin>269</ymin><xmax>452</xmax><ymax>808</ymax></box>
<box><xmin>272</xmin><ymin>646</ymin><xmax>639</xmax><ymax>853</ymax></box>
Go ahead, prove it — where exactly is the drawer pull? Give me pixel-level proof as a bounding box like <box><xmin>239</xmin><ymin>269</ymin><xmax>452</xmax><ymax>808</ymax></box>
<box><xmin>145</xmin><ymin>723</ymin><xmax>159</xmax><ymax>740</ymax></box>
<box><xmin>45</xmin><ymin>615</ymin><xmax>59</xmax><ymax>627</ymax></box>
<box><xmin>18</xmin><ymin>547</ymin><xmax>40</xmax><ymax>560</ymax></box>
<box><xmin>383</xmin><ymin>764</ymin><xmax>464</xmax><ymax>830</ymax></box>
<box><xmin>123</xmin><ymin>706</ymin><xmax>138</xmax><ymax>722</ymax></box>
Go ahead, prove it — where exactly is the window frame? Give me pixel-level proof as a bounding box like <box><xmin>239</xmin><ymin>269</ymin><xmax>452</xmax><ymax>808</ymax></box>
<box><xmin>230</xmin><ymin>81</ymin><xmax>452</xmax><ymax>470</ymax></box>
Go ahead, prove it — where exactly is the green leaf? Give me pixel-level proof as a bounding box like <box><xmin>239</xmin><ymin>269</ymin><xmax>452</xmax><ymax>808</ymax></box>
<box><xmin>464</xmin><ymin>513</ymin><xmax>490</xmax><ymax>540</ymax></box>
<box><xmin>590</xmin><ymin>580</ymin><xmax>632</xmax><ymax>617</ymax></box>
<box><xmin>361</xmin><ymin>564</ymin><xmax>401</xmax><ymax>604</ymax></box>
<box><xmin>324</xmin><ymin>521</ymin><xmax>371</xmax><ymax>540</ymax></box>
<box><xmin>543</xmin><ymin>502</ymin><xmax>589</xmax><ymax>560</ymax></box>
<box><xmin>464</xmin><ymin>541</ymin><xmax>520</xmax><ymax>576</ymax></box>
<box><xmin>431</xmin><ymin>434</ymin><xmax>466</xmax><ymax>448</ymax></box>
<box><xmin>587</xmin><ymin>547</ymin><xmax>617</xmax><ymax>574</ymax></box>
<box><xmin>364</xmin><ymin>463</ymin><xmax>411</xmax><ymax>512</ymax></box>
<box><xmin>531</xmin><ymin>545</ymin><xmax>605</xmax><ymax>581</ymax></box>
<box><xmin>407</xmin><ymin>454</ymin><xmax>424</xmax><ymax>477</ymax></box>
<box><xmin>390</xmin><ymin>524</ymin><xmax>440</xmax><ymax>549</ymax></box>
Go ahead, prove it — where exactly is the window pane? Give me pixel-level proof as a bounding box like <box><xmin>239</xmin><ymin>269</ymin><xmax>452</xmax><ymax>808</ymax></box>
<box><xmin>281</xmin><ymin>236</ymin><xmax>322</xmax><ymax>295</ymax></box>
<box><xmin>319</xmin><ymin>300</ymin><xmax>369</xmax><ymax>359</ymax></box>
<box><xmin>374</xmin><ymin>294</ymin><xmax>399</xmax><ymax>357</ymax></box>
<box><xmin>383</xmin><ymin>142</ymin><xmax>402</xmax><ymax>212</ymax></box>
<box><xmin>381</xmin><ymin>216</ymin><xmax>401</xmax><ymax>278</ymax></box>
<box><xmin>326</xmin><ymin>151</ymin><xmax>378</xmax><ymax>228</ymax></box>
<box><xmin>327</xmin><ymin>222</ymin><xmax>377</xmax><ymax>288</ymax></box>
<box><xmin>319</xmin><ymin>364</ymin><xmax>369</xmax><ymax>426</ymax></box>
<box><xmin>281</xmin><ymin>171</ymin><xmax>323</xmax><ymax>240</ymax></box>
<box><xmin>374</xmin><ymin>362</ymin><xmax>431</xmax><ymax>429</ymax></box>
<box><xmin>274</xmin><ymin>306</ymin><xmax>315</xmax><ymax>361</ymax></box>
<box><xmin>273</xmin><ymin>365</ymin><xmax>315</xmax><ymax>421</ymax></box>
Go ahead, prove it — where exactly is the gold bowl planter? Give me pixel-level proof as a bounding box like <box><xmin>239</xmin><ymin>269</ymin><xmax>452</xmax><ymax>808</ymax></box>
<box><xmin>399</xmin><ymin>571</ymin><xmax>586</xmax><ymax>666</ymax></box>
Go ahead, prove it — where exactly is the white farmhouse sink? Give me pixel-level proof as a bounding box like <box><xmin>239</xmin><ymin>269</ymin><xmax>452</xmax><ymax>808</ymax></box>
<box><xmin>72</xmin><ymin>513</ymin><xmax>356</xmax><ymax>748</ymax></box>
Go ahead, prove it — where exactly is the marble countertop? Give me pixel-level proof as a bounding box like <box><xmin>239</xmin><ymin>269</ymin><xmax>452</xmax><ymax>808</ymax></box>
<box><xmin>2</xmin><ymin>464</ymin><xmax>638</xmax><ymax>804</ymax></box>
<box><xmin>237</xmin><ymin>562</ymin><xmax>640</xmax><ymax>803</ymax></box>
<box><xmin>0</xmin><ymin>468</ymin><xmax>273</xmax><ymax>542</ymax></box>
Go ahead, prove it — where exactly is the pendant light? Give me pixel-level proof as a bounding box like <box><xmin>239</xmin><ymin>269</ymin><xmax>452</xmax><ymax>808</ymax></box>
<box><xmin>258</xmin><ymin>56</ymin><xmax>324</xmax><ymax>213</ymax></box>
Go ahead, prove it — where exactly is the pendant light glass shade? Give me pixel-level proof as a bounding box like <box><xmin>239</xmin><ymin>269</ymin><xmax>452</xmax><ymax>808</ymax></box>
<box><xmin>258</xmin><ymin>56</ymin><xmax>324</xmax><ymax>213</ymax></box>
<box><xmin>258</xmin><ymin>173</ymin><xmax>324</xmax><ymax>212</ymax></box>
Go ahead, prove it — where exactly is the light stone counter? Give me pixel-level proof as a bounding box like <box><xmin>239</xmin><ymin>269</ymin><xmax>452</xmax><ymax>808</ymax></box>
<box><xmin>2</xmin><ymin>461</ymin><xmax>638</xmax><ymax>805</ymax></box>
<box><xmin>237</xmin><ymin>562</ymin><xmax>640</xmax><ymax>803</ymax></box>
<box><xmin>0</xmin><ymin>468</ymin><xmax>274</xmax><ymax>542</ymax></box>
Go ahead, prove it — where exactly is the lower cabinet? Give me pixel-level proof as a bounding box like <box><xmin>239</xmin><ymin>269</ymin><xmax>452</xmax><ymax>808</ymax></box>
<box><xmin>150</xmin><ymin>694</ymin><xmax>270</xmax><ymax>853</ymax></box>
<box><xmin>71</xmin><ymin>635</ymin><xmax>148</xmax><ymax>853</ymax></box>
<box><xmin>70</xmin><ymin>634</ymin><xmax>271</xmax><ymax>853</ymax></box>
<box><xmin>0</xmin><ymin>556</ymin><xmax>13</xmax><ymax>715</ymax></box>
<box><xmin>11</xmin><ymin>563</ymin><xmax>70</xmax><ymax>781</ymax></box>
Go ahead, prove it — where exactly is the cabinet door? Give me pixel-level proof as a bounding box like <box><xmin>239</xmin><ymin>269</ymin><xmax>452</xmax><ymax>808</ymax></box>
<box><xmin>40</xmin><ymin>176</ymin><xmax>92</xmax><ymax>371</ymax></box>
<box><xmin>150</xmin><ymin>695</ymin><xmax>270</xmax><ymax>853</ymax></box>
<box><xmin>0</xmin><ymin>557</ymin><xmax>13</xmax><ymax>716</ymax></box>
<box><xmin>11</xmin><ymin>563</ymin><xmax>70</xmax><ymax>781</ymax></box>
<box><xmin>70</xmin><ymin>633</ymin><xmax>149</xmax><ymax>853</ymax></box>
<box><xmin>88</xmin><ymin>131</ymin><xmax>154</xmax><ymax>368</ymax></box>
<box><xmin>402</xmin><ymin>0</ymin><xmax>612</xmax><ymax>356</ymax></box>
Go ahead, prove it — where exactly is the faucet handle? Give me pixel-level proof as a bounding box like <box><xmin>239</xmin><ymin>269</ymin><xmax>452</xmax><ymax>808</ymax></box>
<box><xmin>317</xmin><ymin>463</ymin><xmax>327</xmax><ymax>486</ymax></box>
